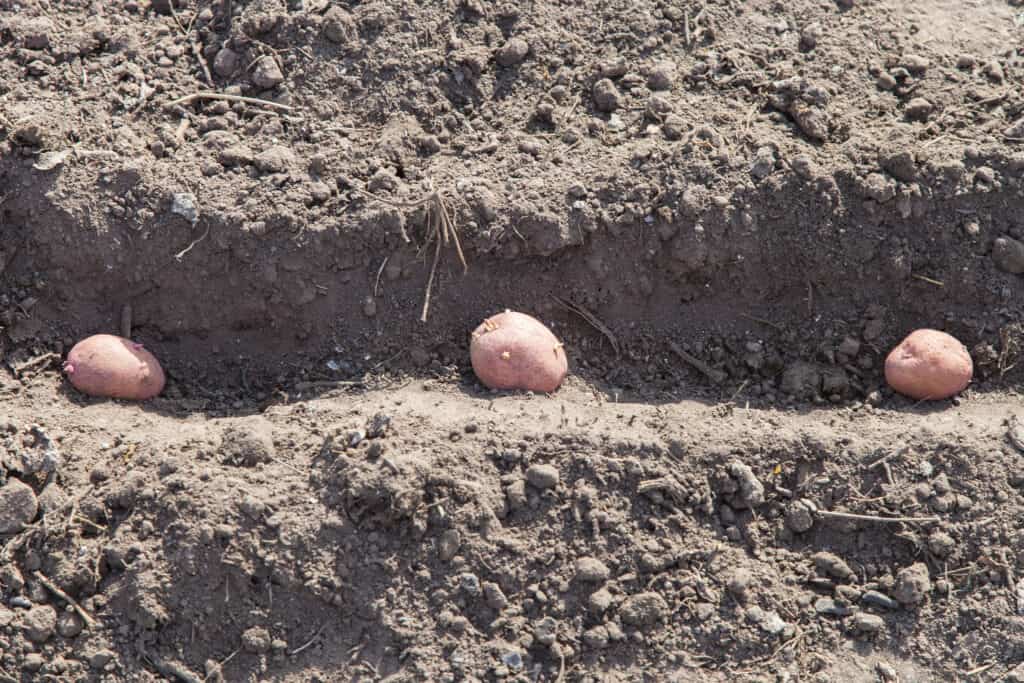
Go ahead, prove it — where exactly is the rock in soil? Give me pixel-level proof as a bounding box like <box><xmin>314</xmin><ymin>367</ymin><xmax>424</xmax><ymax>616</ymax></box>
<box><xmin>0</xmin><ymin>478</ymin><xmax>38</xmax><ymax>533</ymax></box>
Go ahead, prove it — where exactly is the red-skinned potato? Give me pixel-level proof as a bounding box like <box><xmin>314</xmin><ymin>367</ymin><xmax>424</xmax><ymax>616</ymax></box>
<box><xmin>470</xmin><ymin>310</ymin><xmax>568</xmax><ymax>393</ymax></box>
<box><xmin>64</xmin><ymin>334</ymin><xmax>165</xmax><ymax>400</ymax></box>
<box><xmin>884</xmin><ymin>329</ymin><xmax>972</xmax><ymax>400</ymax></box>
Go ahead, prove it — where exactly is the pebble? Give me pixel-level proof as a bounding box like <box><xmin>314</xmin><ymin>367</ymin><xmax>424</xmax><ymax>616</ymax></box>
<box><xmin>323</xmin><ymin>6</ymin><xmax>356</xmax><ymax>44</ymax></box>
<box><xmin>23</xmin><ymin>653</ymin><xmax>45</xmax><ymax>672</ymax></box>
<box><xmin>575</xmin><ymin>557</ymin><xmax>610</xmax><ymax>583</ymax></box>
<box><xmin>212</xmin><ymin>48</ymin><xmax>238</xmax><ymax>77</ymax></box>
<box><xmin>252</xmin><ymin>56</ymin><xmax>284</xmax><ymax>90</ymax></box>
<box><xmin>90</xmin><ymin>649</ymin><xmax>116</xmax><ymax>670</ymax></box>
<box><xmin>483</xmin><ymin>581</ymin><xmax>508</xmax><ymax>610</ymax></box>
<box><xmin>438</xmin><ymin>528</ymin><xmax>461</xmax><ymax>561</ymax></box>
<box><xmin>618</xmin><ymin>592</ymin><xmax>668</xmax><ymax>627</ymax></box>
<box><xmin>170</xmin><ymin>192</ymin><xmax>199</xmax><ymax>224</ymax></box>
<box><xmin>785</xmin><ymin>501</ymin><xmax>815</xmax><ymax>533</ymax></box>
<box><xmin>647</xmin><ymin>61</ymin><xmax>675</xmax><ymax>90</ymax></box>
<box><xmin>992</xmin><ymin>237</ymin><xmax>1024</xmax><ymax>274</ymax></box>
<box><xmin>861</xmin><ymin>590</ymin><xmax>899</xmax><ymax>610</ymax></box>
<box><xmin>533</xmin><ymin>616</ymin><xmax>558</xmax><ymax>646</ymax></box>
<box><xmin>495</xmin><ymin>37</ymin><xmax>529</xmax><ymax>66</ymax></box>
<box><xmin>525</xmin><ymin>464</ymin><xmax>559</xmax><ymax>489</ymax></box>
<box><xmin>20</xmin><ymin>604</ymin><xmax>58</xmax><ymax>643</ymax></box>
<box><xmin>852</xmin><ymin>612</ymin><xmax>885</xmax><ymax>634</ymax></box>
<box><xmin>57</xmin><ymin>610</ymin><xmax>85</xmax><ymax>638</ymax></box>
<box><xmin>814</xmin><ymin>597</ymin><xmax>852</xmax><ymax>617</ymax></box>
<box><xmin>904</xmin><ymin>97</ymin><xmax>933</xmax><ymax>121</ymax></box>
<box><xmin>927</xmin><ymin>531</ymin><xmax>955</xmax><ymax>557</ymax></box>
<box><xmin>583</xmin><ymin>625</ymin><xmax>610</xmax><ymax>649</ymax></box>
<box><xmin>892</xmin><ymin>563</ymin><xmax>931</xmax><ymax>605</ymax></box>
<box><xmin>0</xmin><ymin>479</ymin><xmax>38</xmax><ymax>534</ymax></box>
<box><xmin>242</xmin><ymin>626</ymin><xmax>272</xmax><ymax>653</ymax></box>
<box><xmin>587</xmin><ymin>588</ymin><xmax>613</xmax><ymax>614</ymax></box>
<box><xmin>592</xmin><ymin>78</ymin><xmax>622</xmax><ymax>112</ymax></box>
<box><xmin>812</xmin><ymin>552</ymin><xmax>855</xmax><ymax>582</ymax></box>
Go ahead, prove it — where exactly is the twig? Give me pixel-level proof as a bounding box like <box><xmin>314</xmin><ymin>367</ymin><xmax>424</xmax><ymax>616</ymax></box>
<box><xmin>739</xmin><ymin>312</ymin><xmax>783</xmax><ymax>331</ymax></box>
<box><xmin>174</xmin><ymin>224</ymin><xmax>210</xmax><ymax>261</ymax></box>
<box><xmin>191</xmin><ymin>41</ymin><xmax>214</xmax><ymax>85</ymax></box>
<box><xmin>912</xmin><ymin>274</ymin><xmax>944</xmax><ymax>287</ymax></box>
<box><xmin>817</xmin><ymin>510</ymin><xmax>940</xmax><ymax>524</ymax></box>
<box><xmin>167</xmin><ymin>92</ymin><xmax>294</xmax><ymax>113</ymax></box>
<box><xmin>290</xmin><ymin>624</ymin><xmax>326</xmax><ymax>656</ymax></box>
<box><xmin>373</xmin><ymin>256</ymin><xmax>389</xmax><ymax>297</ymax></box>
<box><xmin>551</xmin><ymin>295</ymin><xmax>619</xmax><ymax>356</ymax></box>
<box><xmin>34</xmin><ymin>571</ymin><xmax>98</xmax><ymax>628</ymax></box>
<box><xmin>963</xmin><ymin>662</ymin><xmax>994</xmax><ymax>677</ymax></box>
<box><xmin>668</xmin><ymin>341</ymin><xmax>727</xmax><ymax>384</ymax></box>
<box><xmin>13</xmin><ymin>352</ymin><xmax>60</xmax><ymax>378</ymax></box>
<box><xmin>203</xmin><ymin>648</ymin><xmax>239</xmax><ymax>682</ymax></box>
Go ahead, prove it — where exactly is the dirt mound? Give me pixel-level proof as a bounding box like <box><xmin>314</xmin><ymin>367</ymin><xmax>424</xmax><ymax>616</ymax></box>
<box><xmin>3</xmin><ymin>0</ymin><xmax>1024</xmax><ymax>680</ymax></box>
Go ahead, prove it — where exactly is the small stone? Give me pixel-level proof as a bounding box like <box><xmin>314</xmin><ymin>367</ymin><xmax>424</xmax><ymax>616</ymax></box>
<box><xmin>21</xmin><ymin>604</ymin><xmax>58</xmax><ymax>643</ymax></box>
<box><xmin>438</xmin><ymin>528</ymin><xmax>461</xmax><ymax>561</ymax></box>
<box><xmin>219</xmin><ymin>144</ymin><xmax>253</xmax><ymax>166</ymax></box>
<box><xmin>583</xmin><ymin>625</ymin><xmax>610</xmax><ymax>649</ymax></box>
<box><xmin>648</xmin><ymin>61</ymin><xmax>675</xmax><ymax>90</ymax></box>
<box><xmin>483</xmin><ymin>581</ymin><xmax>508</xmax><ymax>610</ymax></box>
<box><xmin>90</xmin><ymin>650</ymin><xmax>116</xmax><ymax>670</ymax></box>
<box><xmin>0</xmin><ymin>479</ymin><xmax>38</xmax><ymax>534</ymax></box>
<box><xmin>525</xmin><ymin>464</ymin><xmax>559</xmax><ymax>489</ymax></box>
<box><xmin>812</xmin><ymin>552</ymin><xmax>855</xmax><ymax>582</ymax></box>
<box><xmin>534</xmin><ymin>616</ymin><xmax>558</xmax><ymax>646</ymax></box>
<box><xmin>592</xmin><ymin>78</ymin><xmax>622</xmax><ymax>112</ymax></box>
<box><xmin>575</xmin><ymin>557</ymin><xmax>610</xmax><ymax>583</ymax></box>
<box><xmin>785</xmin><ymin>501</ymin><xmax>815</xmax><ymax>533</ymax></box>
<box><xmin>975</xmin><ymin>166</ymin><xmax>996</xmax><ymax>185</ymax></box>
<box><xmin>254</xmin><ymin>145</ymin><xmax>296</xmax><ymax>174</ymax></box>
<box><xmin>170</xmin><ymin>192</ymin><xmax>199</xmax><ymax>224</ymax></box>
<box><xmin>905</xmin><ymin>97</ymin><xmax>934</xmax><ymax>122</ymax></box>
<box><xmin>57</xmin><ymin>611</ymin><xmax>85</xmax><ymax>638</ymax></box>
<box><xmin>928</xmin><ymin>531</ymin><xmax>956</xmax><ymax>557</ymax></box>
<box><xmin>418</xmin><ymin>135</ymin><xmax>442</xmax><ymax>155</ymax></box>
<box><xmin>212</xmin><ymin>48</ymin><xmax>239</xmax><ymax>77</ymax></box>
<box><xmin>992</xmin><ymin>237</ymin><xmax>1024</xmax><ymax>274</ymax></box>
<box><xmin>23</xmin><ymin>653</ymin><xmax>45</xmax><ymax>672</ymax></box>
<box><xmin>852</xmin><ymin>612</ymin><xmax>885</xmax><ymax>633</ymax></box>
<box><xmin>861</xmin><ymin>590</ymin><xmax>899</xmax><ymax>610</ymax></box>
<box><xmin>899</xmin><ymin>54</ymin><xmax>930</xmax><ymax>74</ymax></box>
<box><xmin>588</xmin><ymin>588</ymin><xmax>613</xmax><ymax>614</ymax></box>
<box><xmin>618</xmin><ymin>592</ymin><xmax>668</xmax><ymax>627</ymax></box>
<box><xmin>251</xmin><ymin>56</ymin><xmax>284</xmax><ymax>90</ymax></box>
<box><xmin>242</xmin><ymin>626</ymin><xmax>272</xmax><ymax>653</ymax></box>
<box><xmin>495</xmin><ymin>37</ymin><xmax>529</xmax><ymax>66</ymax></box>
<box><xmin>323</xmin><ymin>6</ymin><xmax>356</xmax><ymax>44</ymax></box>
<box><xmin>893</xmin><ymin>563</ymin><xmax>931</xmax><ymax>605</ymax></box>
<box><xmin>814</xmin><ymin>597</ymin><xmax>852</xmax><ymax>617</ymax></box>
<box><xmin>459</xmin><ymin>573</ymin><xmax>481</xmax><ymax>596</ymax></box>
<box><xmin>799</xmin><ymin>23</ymin><xmax>822</xmax><ymax>50</ymax></box>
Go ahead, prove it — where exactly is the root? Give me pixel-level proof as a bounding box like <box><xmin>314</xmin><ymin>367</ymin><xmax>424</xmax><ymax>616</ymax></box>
<box><xmin>349</xmin><ymin>179</ymin><xmax>468</xmax><ymax>323</ymax></box>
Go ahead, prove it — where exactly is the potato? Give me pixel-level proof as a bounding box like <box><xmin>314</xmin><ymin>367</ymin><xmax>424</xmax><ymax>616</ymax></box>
<box><xmin>470</xmin><ymin>310</ymin><xmax>568</xmax><ymax>392</ymax></box>
<box><xmin>63</xmin><ymin>334</ymin><xmax>165</xmax><ymax>400</ymax></box>
<box><xmin>884</xmin><ymin>329</ymin><xmax>972</xmax><ymax>400</ymax></box>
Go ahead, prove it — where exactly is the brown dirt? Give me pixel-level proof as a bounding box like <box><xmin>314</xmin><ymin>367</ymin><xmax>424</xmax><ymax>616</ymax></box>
<box><xmin>2</xmin><ymin>0</ymin><xmax>1024</xmax><ymax>681</ymax></box>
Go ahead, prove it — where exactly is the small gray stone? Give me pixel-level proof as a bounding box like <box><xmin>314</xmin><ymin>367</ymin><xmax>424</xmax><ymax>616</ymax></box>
<box><xmin>648</xmin><ymin>61</ymin><xmax>675</xmax><ymax>90</ymax></box>
<box><xmin>57</xmin><ymin>610</ymin><xmax>85</xmax><ymax>638</ymax></box>
<box><xmin>905</xmin><ymin>97</ymin><xmax>934</xmax><ymax>122</ymax></box>
<box><xmin>785</xmin><ymin>501</ymin><xmax>815</xmax><ymax>533</ymax></box>
<box><xmin>861</xmin><ymin>590</ymin><xmax>899</xmax><ymax>610</ymax></box>
<box><xmin>619</xmin><ymin>592</ymin><xmax>668</xmax><ymax>627</ymax></box>
<box><xmin>495</xmin><ymin>37</ymin><xmax>529</xmax><ymax>67</ymax></box>
<box><xmin>438</xmin><ymin>528</ymin><xmax>461</xmax><ymax>561</ymax></box>
<box><xmin>583</xmin><ymin>625</ymin><xmax>610</xmax><ymax>649</ymax></box>
<box><xmin>89</xmin><ymin>649</ymin><xmax>116</xmax><ymax>670</ymax></box>
<box><xmin>814</xmin><ymin>597</ymin><xmax>852</xmax><ymax>617</ymax></box>
<box><xmin>575</xmin><ymin>557</ymin><xmax>610</xmax><ymax>583</ymax></box>
<box><xmin>170</xmin><ymin>192</ymin><xmax>199</xmax><ymax>224</ymax></box>
<box><xmin>993</xmin><ymin>237</ymin><xmax>1024</xmax><ymax>274</ymax></box>
<box><xmin>533</xmin><ymin>616</ymin><xmax>558</xmax><ymax>646</ymax></box>
<box><xmin>241</xmin><ymin>625</ymin><xmax>272</xmax><ymax>653</ymax></box>
<box><xmin>458</xmin><ymin>573</ymin><xmax>481</xmax><ymax>596</ymax></box>
<box><xmin>812</xmin><ymin>552</ymin><xmax>855</xmax><ymax>582</ymax></box>
<box><xmin>893</xmin><ymin>563</ymin><xmax>931</xmax><ymax>605</ymax></box>
<box><xmin>852</xmin><ymin>612</ymin><xmax>885</xmax><ymax>633</ymax></box>
<box><xmin>588</xmin><ymin>588</ymin><xmax>613</xmax><ymax>614</ymax></box>
<box><xmin>212</xmin><ymin>48</ymin><xmax>239</xmax><ymax>77</ymax></box>
<box><xmin>525</xmin><ymin>464</ymin><xmax>559</xmax><ymax>489</ymax></box>
<box><xmin>483</xmin><ymin>581</ymin><xmax>508</xmax><ymax>610</ymax></box>
<box><xmin>0</xmin><ymin>479</ymin><xmax>38</xmax><ymax>534</ymax></box>
<box><xmin>592</xmin><ymin>78</ymin><xmax>622</xmax><ymax>112</ymax></box>
<box><xmin>251</xmin><ymin>56</ymin><xmax>284</xmax><ymax>90</ymax></box>
<box><xmin>20</xmin><ymin>604</ymin><xmax>58</xmax><ymax>643</ymax></box>
<box><xmin>23</xmin><ymin>653</ymin><xmax>45</xmax><ymax>671</ymax></box>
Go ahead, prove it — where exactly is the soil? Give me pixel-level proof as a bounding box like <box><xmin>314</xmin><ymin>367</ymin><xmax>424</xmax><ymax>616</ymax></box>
<box><xmin>3</xmin><ymin>0</ymin><xmax>1024</xmax><ymax>681</ymax></box>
